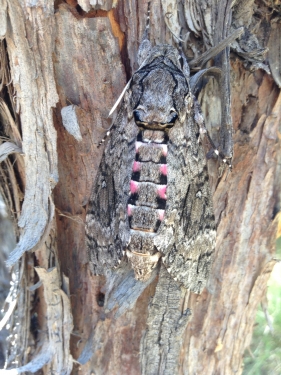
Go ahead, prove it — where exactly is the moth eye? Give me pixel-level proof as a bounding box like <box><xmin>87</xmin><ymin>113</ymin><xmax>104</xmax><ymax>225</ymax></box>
<box><xmin>169</xmin><ymin>108</ymin><xmax>178</xmax><ymax>124</ymax></box>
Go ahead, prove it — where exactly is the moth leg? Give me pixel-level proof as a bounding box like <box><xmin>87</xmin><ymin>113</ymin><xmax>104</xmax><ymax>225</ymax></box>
<box><xmin>193</xmin><ymin>97</ymin><xmax>232</xmax><ymax>170</ymax></box>
<box><xmin>189</xmin><ymin>27</ymin><xmax>244</xmax><ymax>69</ymax></box>
<box><xmin>97</xmin><ymin>127</ymin><xmax>114</xmax><ymax>147</ymax></box>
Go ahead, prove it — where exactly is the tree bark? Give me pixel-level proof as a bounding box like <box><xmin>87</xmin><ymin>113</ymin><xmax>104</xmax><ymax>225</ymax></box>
<box><xmin>0</xmin><ymin>0</ymin><xmax>280</xmax><ymax>374</ymax></box>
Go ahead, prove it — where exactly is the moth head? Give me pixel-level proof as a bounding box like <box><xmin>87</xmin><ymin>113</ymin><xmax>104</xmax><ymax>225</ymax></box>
<box><xmin>131</xmin><ymin>68</ymin><xmax>181</xmax><ymax>129</ymax></box>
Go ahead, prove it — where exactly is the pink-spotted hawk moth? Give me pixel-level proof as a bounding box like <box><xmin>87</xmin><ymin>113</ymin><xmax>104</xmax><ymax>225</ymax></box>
<box><xmin>86</xmin><ymin>3</ymin><xmax>241</xmax><ymax>294</ymax></box>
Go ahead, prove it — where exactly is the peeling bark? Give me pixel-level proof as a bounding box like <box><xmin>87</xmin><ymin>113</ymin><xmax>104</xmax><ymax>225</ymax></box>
<box><xmin>5</xmin><ymin>0</ymin><xmax>58</xmax><ymax>267</ymax></box>
<box><xmin>0</xmin><ymin>1</ymin><xmax>280</xmax><ymax>374</ymax></box>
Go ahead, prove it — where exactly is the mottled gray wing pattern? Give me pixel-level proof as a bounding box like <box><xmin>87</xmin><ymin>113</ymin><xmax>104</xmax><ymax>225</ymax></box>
<box><xmin>85</xmin><ymin>101</ymin><xmax>138</xmax><ymax>275</ymax></box>
<box><xmin>154</xmin><ymin>108</ymin><xmax>216</xmax><ymax>294</ymax></box>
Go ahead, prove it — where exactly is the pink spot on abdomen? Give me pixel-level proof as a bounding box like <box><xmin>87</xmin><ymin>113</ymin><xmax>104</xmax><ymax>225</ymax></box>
<box><xmin>133</xmin><ymin>161</ymin><xmax>140</xmax><ymax>172</ymax></box>
<box><xmin>127</xmin><ymin>204</ymin><xmax>133</xmax><ymax>216</ymax></box>
<box><xmin>158</xmin><ymin>210</ymin><xmax>165</xmax><ymax>221</ymax></box>
<box><xmin>157</xmin><ymin>185</ymin><xmax>167</xmax><ymax>199</ymax></box>
<box><xmin>162</xmin><ymin>145</ymin><xmax>168</xmax><ymax>156</ymax></box>
<box><xmin>130</xmin><ymin>180</ymin><xmax>139</xmax><ymax>194</ymax></box>
<box><xmin>160</xmin><ymin>164</ymin><xmax>167</xmax><ymax>176</ymax></box>
<box><xmin>135</xmin><ymin>141</ymin><xmax>142</xmax><ymax>152</ymax></box>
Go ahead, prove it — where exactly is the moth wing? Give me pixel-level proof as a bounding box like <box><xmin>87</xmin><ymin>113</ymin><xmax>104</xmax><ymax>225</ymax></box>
<box><xmin>154</xmin><ymin>113</ymin><xmax>216</xmax><ymax>294</ymax></box>
<box><xmin>86</xmin><ymin>103</ymin><xmax>138</xmax><ymax>275</ymax></box>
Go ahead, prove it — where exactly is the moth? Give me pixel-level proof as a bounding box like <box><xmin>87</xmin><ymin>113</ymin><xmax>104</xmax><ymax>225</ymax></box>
<box><xmin>86</xmin><ymin>6</ymin><xmax>234</xmax><ymax>294</ymax></box>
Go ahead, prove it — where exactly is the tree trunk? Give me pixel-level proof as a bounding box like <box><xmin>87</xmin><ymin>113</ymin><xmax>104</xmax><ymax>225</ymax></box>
<box><xmin>0</xmin><ymin>0</ymin><xmax>280</xmax><ymax>374</ymax></box>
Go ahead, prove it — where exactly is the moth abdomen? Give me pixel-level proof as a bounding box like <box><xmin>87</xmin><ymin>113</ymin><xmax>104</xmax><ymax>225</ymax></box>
<box><xmin>126</xmin><ymin>128</ymin><xmax>169</xmax><ymax>280</ymax></box>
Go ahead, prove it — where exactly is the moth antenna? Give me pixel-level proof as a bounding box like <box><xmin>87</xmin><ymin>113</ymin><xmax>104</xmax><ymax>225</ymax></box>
<box><xmin>108</xmin><ymin>79</ymin><xmax>131</xmax><ymax>117</ymax></box>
